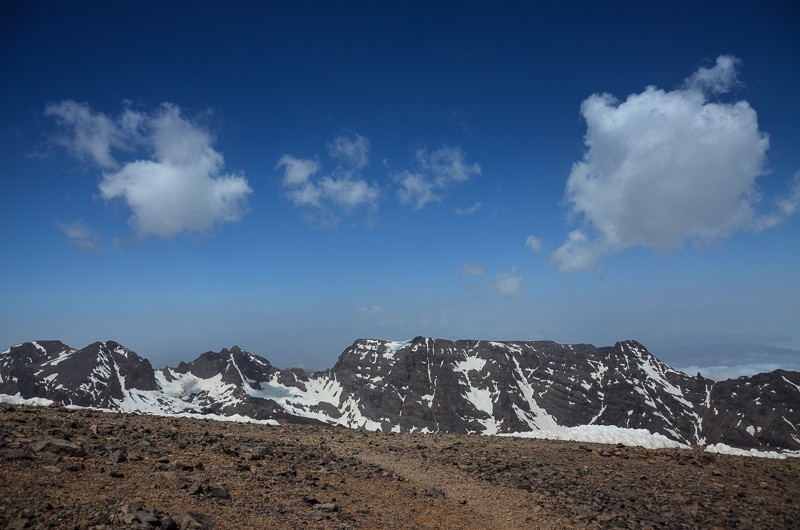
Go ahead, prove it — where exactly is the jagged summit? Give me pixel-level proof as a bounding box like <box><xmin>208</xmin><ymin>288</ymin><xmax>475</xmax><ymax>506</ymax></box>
<box><xmin>1</xmin><ymin>338</ymin><xmax>799</xmax><ymax>451</ymax></box>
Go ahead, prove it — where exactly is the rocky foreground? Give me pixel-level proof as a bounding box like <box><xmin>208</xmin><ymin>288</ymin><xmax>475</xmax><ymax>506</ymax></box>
<box><xmin>0</xmin><ymin>404</ymin><xmax>798</xmax><ymax>530</ymax></box>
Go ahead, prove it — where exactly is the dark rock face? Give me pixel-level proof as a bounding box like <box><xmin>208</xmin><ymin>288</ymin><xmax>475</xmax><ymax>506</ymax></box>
<box><xmin>159</xmin><ymin>346</ymin><xmax>295</xmax><ymax>421</ymax></box>
<box><xmin>324</xmin><ymin>338</ymin><xmax>800</xmax><ymax>450</ymax></box>
<box><xmin>704</xmin><ymin>369</ymin><xmax>800</xmax><ymax>449</ymax></box>
<box><xmin>0</xmin><ymin>340</ymin><xmax>157</xmax><ymax>408</ymax></box>
<box><xmin>2</xmin><ymin>338</ymin><xmax>799</xmax><ymax>450</ymax></box>
<box><xmin>172</xmin><ymin>345</ymin><xmax>275</xmax><ymax>387</ymax></box>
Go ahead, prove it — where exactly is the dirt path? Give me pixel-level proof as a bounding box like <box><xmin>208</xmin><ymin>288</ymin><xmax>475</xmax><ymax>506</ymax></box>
<box><xmin>354</xmin><ymin>448</ymin><xmax>583</xmax><ymax>530</ymax></box>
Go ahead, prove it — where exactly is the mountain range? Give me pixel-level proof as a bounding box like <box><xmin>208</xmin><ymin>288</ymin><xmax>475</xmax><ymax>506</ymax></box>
<box><xmin>1</xmin><ymin>338</ymin><xmax>798</xmax><ymax>450</ymax></box>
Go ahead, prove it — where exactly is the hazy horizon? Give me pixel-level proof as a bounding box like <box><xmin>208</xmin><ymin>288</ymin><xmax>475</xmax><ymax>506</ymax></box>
<box><xmin>5</xmin><ymin>334</ymin><xmax>800</xmax><ymax>382</ymax></box>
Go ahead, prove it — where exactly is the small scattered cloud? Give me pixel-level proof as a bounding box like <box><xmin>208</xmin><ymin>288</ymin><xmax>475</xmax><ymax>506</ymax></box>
<box><xmin>495</xmin><ymin>267</ymin><xmax>524</xmax><ymax>297</ymax></box>
<box><xmin>394</xmin><ymin>171</ymin><xmax>435</xmax><ymax>209</ymax></box>
<box><xmin>750</xmin><ymin>172</ymin><xmax>800</xmax><ymax>231</ymax></box>
<box><xmin>683</xmin><ymin>55</ymin><xmax>741</xmax><ymax>94</ymax></box>
<box><xmin>525</xmin><ymin>235</ymin><xmax>542</xmax><ymax>252</ymax></box>
<box><xmin>778</xmin><ymin>172</ymin><xmax>800</xmax><ymax>216</ymax></box>
<box><xmin>461</xmin><ymin>263</ymin><xmax>523</xmax><ymax>297</ymax></box>
<box><xmin>327</xmin><ymin>132</ymin><xmax>369</xmax><ymax>171</ymax></box>
<box><xmin>395</xmin><ymin>146</ymin><xmax>481</xmax><ymax>210</ymax></box>
<box><xmin>552</xmin><ymin>230</ymin><xmax>604</xmax><ymax>273</ymax></box>
<box><xmin>47</xmin><ymin>101</ymin><xmax>252</xmax><ymax>240</ymax></box>
<box><xmin>357</xmin><ymin>304</ymin><xmax>386</xmax><ymax>320</ymax></box>
<box><xmin>554</xmin><ymin>55</ymin><xmax>798</xmax><ymax>272</ymax></box>
<box><xmin>455</xmin><ymin>202</ymin><xmax>482</xmax><ymax>216</ymax></box>
<box><xmin>45</xmin><ymin>100</ymin><xmax>140</xmax><ymax>169</ymax></box>
<box><xmin>461</xmin><ymin>261</ymin><xmax>487</xmax><ymax>278</ymax></box>
<box><xmin>56</xmin><ymin>220</ymin><xmax>101</xmax><ymax>251</ymax></box>
<box><xmin>320</xmin><ymin>177</ymin><xmax>380</xmax><ymax>210</ymax></box>
<box><xmin>356</xmin><ymin>304</ymin><xmax>399</xmax><ymax>329</ymax></box>
<box><xmin>277</xmin><ymin>132</ymin><xmax>380</xmax><ymax>227</ymax></box>
<box><xmin>276</xmin><ymin>155</ymin><xmax>322</xmax><ymax>207</ymax></box>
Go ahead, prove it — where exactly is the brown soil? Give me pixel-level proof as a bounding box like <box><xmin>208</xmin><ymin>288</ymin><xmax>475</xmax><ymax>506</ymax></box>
<box><xmin>0</xmin><ymin>403</ymin><xmax>798</xmax><ymax>529</ymax></box>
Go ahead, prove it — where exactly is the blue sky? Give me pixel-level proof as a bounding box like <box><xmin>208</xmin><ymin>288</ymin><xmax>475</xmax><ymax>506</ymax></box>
<box><xmin>1</xmin><ymin>1</ymin><xmax>798</xmax><ymax>376</ymax></box>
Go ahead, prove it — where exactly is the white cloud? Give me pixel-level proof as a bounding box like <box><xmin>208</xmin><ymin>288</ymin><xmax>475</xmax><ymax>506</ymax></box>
<box><xmin>456</xmin><ymin>202</ymin><xmax>482</xmax><ymax>215</ymax></box>
<box><xmin>45</xmin><ymin>100</ymin><xmax>138</xmax><ymax>169</ymax></box>
<box><xmin>525</xmin><ymin>235</ymin><xmax>542</xmax><ymax>252</ymax></box>
<box><xmin>552</xmin><ymin>230</ymin><xmax>606</xmax><ymax>273</ymax></box>
<box><xmin>395</xmin><ymin>171</ymin><xmax>436</xmax><ymax>209</ymax></box>
<box><xmin>684</xmin><ymin>55</ymin><xmax>740</xmax><ymax>94</ymax></box>
<box><xmin>277</xmin><ymin>132</ymin><xmax>380</xmax><ymax>225</ymax></box>
<box><xmin>100</xmin><ymin>105</ymin><xmax>251</xmax><ymax>238</ymax></box>
<box><xmin>554</xmin><ymin>55</ymin><xmax>797</xmax><ymax>272</ymax></box>
<box><xmin>395</xmin><ymin>146</ymin><xmax>481</xmax><ymax>209</ymax></box>
<box><xmin>327</xmin><ymin>132</ymin><xmax>369</xmax><ymax>171</ymax></box>
<box><xmin>461</xmin><ymin>262</ymin><xmax>487</xmax><ymax>278</ymax></box>
<box><xmin>56</xmin><ymin>220</ymin><xmax>101</xmax><ymax>251</ymax></box>
<box><xmin>422</xmin><ymin>146</ymin><xmax>480</xmax><ymax>185</ymax></box>
<box><xmin>276</xmin><ymin>155</ymin><xmax>320</xmax><ymax>187</ymax></box>
<box><xmin>320</xmin><ymin>176</ymin><xmax>380</xmax><ymax>210</ymax></box>
<box><xmin>495</xmin><ymin>267</ymin><xmax>523</xmax><ymax>297</ymax></box>
<box><xmin>276</xmin><ymin>155</ymin><xmax>322</xmax><ymax>207</ymax></box>
<box><xmin>47</xmin><ymin>101</ymin><xmax>252</xmax><ymax>239</ymax></box>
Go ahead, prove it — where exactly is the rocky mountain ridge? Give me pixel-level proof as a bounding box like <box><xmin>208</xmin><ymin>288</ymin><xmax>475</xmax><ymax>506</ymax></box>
<box><xmin>1</xmin><ymin>338</ymin><xmax>799</xmax><ymax>450</ymax></box>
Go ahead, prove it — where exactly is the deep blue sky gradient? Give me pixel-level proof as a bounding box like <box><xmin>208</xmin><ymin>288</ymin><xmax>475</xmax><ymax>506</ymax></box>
<box><xmin>1</xmin><ymin>1</ymin><xmax>798</xmax><ymax>373</ymax></box>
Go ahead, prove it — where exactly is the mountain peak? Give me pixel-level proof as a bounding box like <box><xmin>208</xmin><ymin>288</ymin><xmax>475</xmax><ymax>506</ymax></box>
<box><xmin>615</xmin><ymin>339</ymin><xmax>648</xmax><ymax>351</ymax></box>
<box><xmin>1</xmin><ymin>337</ymin><xmax>798</xmax><ymax>451</ymax></box>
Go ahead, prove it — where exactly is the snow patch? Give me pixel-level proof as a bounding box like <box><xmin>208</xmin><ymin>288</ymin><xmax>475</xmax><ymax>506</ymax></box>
<box><xmin>589</xmin><ymin>404</ymin><xmax>607</xmax><ymax>425</ymax></box>
<box><xmin>454</xmin><ymin>355</ymin><xmax>486</xmax><ymax>374</ymax></box>
<box><xmin>0</xmin><ymin>393</ymin><xmax>55</xmax><ymax>407</ymax></box>
<box><xmin>587</xmin><ymin>359</ymin><xmax>608</xmax><ymax>383</ymax></box>
<box><xmin>501</xmin><ymin>425</ymin><xmax>687</xmax><ymax>449</ymax></box>
<box><xmin>155</xmin><ymin>370</ymin><xmax>238</xmax><ymax>406</ymax></box>
<box><xmin>384</xmin><ymin>339</ymin><xmax>411</xmax><ymax>358</ymax></box>
<box><xmin>705</xmin><ymin>443</ymin><xmax>799</xmax><ymax>459</ymax></box>
<box><xmin>509</xmin><ymin>357</ymin><xmax>559</xmax><ymax>430</ymax></box>
<box><xmin>781</xmin><ymin>376</ymin><xmax>800</xmax><ymax>393</ymax></box>
<box><xmin>633</xmin><ymin>346</ymin><xmax>692</xmax><ymax>409</ymax></box>
<box><xmin>42</xmin><ymin>350</ymin><xmax>75</xmax><ymax>367</ymax></box>
<box><xmin>464</xmin><ymin>386</ymin><xmax>494</xmax><ymax>418</ymax></box>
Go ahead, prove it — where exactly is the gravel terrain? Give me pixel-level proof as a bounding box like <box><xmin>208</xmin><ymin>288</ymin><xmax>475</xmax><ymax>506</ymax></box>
<box><xmin>1</xmin><ymin>403</ymin><xmax>798</xmax><ymax>529</ymax></box>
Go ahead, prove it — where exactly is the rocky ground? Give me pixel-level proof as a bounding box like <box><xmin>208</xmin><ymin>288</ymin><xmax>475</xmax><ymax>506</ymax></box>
<box><xmin>0</xmin><ymin>404</ymin><xmax>798</xmax><ymax>529</ymax></box>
